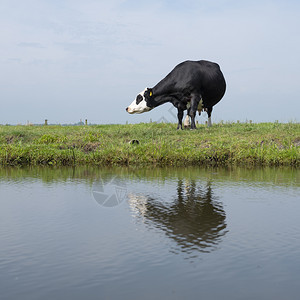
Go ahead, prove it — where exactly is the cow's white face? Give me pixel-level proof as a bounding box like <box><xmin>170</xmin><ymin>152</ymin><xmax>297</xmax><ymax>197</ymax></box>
<box><xmin>126</xmin><ymin>89</ymin><xmax>153</xmax><ymax>114</ymax></box>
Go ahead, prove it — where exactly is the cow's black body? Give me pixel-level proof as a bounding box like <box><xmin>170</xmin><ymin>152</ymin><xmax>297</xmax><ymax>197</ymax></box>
<box><xmin>145</xmin><ymin>60</ymin><xmax>226</xmax><ymax>129</ymax></box>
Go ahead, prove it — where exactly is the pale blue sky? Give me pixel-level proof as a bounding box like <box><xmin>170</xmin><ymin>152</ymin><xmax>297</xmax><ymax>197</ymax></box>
<box><xmin>1</xmin><ymin>0</ymin><xmax>299</xmax><ymax>124</ymax></box>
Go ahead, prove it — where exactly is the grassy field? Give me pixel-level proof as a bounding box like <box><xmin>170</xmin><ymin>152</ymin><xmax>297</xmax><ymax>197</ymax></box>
<box><xmin>0</xmin><ymin>122</ymin><xmax>299</xmax><ymax>167</ymax></box>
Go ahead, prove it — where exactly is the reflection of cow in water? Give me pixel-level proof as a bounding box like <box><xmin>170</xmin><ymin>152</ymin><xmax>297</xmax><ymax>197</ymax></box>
<box><xmin>129</xmin><ymin>179</ymin><xmax>227</xmax><ymax>255</ymax></box>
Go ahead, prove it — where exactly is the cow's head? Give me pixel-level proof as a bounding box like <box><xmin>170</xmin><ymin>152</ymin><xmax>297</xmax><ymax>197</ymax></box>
<box><xmin>126</xmin><ymin>88</ymin><xmax>154</xmax><ymax>114</ymax></box>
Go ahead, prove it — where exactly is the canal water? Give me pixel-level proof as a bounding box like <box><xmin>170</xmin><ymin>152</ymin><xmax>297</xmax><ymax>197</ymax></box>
<box><xmin>0</xmin><ymin>167</ymin><xmax>299</xmax><ymax>300</ymax></box>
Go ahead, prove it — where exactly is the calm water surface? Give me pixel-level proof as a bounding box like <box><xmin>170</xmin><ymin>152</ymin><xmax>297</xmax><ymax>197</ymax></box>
<box><xmin>0</xmin><ymin>167</ymin><xmax>299</xmax><ymax>300</ymax></box>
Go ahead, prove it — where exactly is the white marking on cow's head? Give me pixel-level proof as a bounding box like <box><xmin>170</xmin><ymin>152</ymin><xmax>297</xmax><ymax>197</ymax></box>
<box><xmin>126</xmin><ymin>88</ymin><xmax>153</xmax><ymax>114</ymax></box>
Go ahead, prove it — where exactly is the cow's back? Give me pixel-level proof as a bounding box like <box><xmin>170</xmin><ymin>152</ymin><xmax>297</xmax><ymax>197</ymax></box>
<box><xmin>161</xmin><ymin>60</ymin><xmax>226</xmax><ymax>107</ymax></box>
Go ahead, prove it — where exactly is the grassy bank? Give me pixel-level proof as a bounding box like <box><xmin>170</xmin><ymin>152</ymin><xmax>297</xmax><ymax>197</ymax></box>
<box><xmin>0</xmin><ymin>122</ymin><xmax>299</xmax><ymax>167</ymax></box>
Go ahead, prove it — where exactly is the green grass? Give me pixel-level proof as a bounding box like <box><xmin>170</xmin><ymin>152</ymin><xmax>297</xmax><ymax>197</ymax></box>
<box><xmin>0</xmin><ymin>122</ymin><xmax>299</xmax><ymax>167</ymax></box>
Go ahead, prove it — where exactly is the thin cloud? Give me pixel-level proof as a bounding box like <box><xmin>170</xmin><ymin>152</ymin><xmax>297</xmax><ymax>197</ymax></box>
<box><xmin>18</xmin><ymin>42</ymin><xmax>45</xmax><ymax>48</ymax></box>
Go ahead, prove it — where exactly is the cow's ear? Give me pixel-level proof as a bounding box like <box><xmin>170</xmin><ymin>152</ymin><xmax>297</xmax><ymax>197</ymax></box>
<box><xmin>144</xmin><ymin>88</ymin><xmax>153</xmax><ymax>98</ymax></box>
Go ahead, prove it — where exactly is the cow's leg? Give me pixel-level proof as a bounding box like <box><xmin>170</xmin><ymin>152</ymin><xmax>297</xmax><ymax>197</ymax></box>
<box><xmin>187</xmin><ymin>107</ymin><xmax>191</xmax><ymax>118</ymax></box>
<box><xmin>189</xmin><ymin>94</ymin><xmax>200</xmax><ymax>129</ymax></box>
<box><xmin>206</xmin><ymin>107</ymin><xmax>213</xmax><ymax>127</ymax></box>
<box><xmin>177</xmin><ymin>108</ymin><xmax>184</xmax><ymax>130</ymax></box>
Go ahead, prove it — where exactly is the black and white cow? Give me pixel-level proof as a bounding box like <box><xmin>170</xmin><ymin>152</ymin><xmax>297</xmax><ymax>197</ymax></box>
<box><xmin>126</xmin><ymin>60</ymin><xmax>226</xmax><ymax>129</ymax></box>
